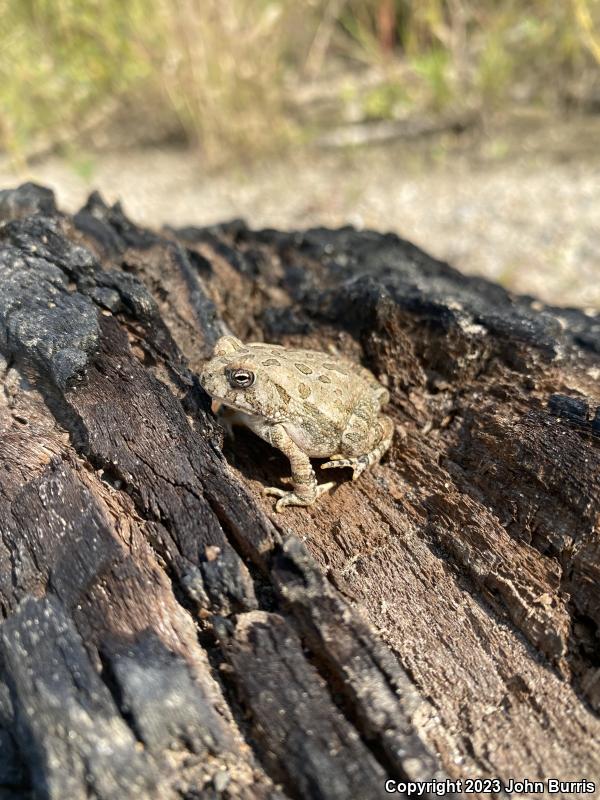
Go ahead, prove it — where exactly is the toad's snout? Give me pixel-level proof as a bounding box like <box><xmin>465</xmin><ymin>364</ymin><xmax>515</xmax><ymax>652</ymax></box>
<box><xmin>198</xmin><ymin>366</ymin><xmax>218</xmax><ymax>396</ymax></box>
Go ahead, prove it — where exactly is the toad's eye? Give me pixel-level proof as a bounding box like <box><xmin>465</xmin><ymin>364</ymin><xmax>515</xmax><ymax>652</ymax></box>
<box><xmin>227</xmin><ymin>368</ymin><xmax>255</xmax><ymax>388</ymax></box>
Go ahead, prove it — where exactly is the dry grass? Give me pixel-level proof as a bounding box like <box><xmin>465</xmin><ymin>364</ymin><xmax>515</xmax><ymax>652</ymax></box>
<box><xmin>1</xmin><ymin>0</ymin><xmax>599</xmax><ymax>164</ymax></box>
<box><xmin>140</xmin><ymin>0</ymin><xmax>309</xmax><ymax>161</ymax></box>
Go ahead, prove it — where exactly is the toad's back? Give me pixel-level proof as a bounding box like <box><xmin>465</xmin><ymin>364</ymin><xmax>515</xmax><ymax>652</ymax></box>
<box><xmin>247</xmin><ymin>343</ymin><xmax>385</xmax><ymax>415</ymax></box>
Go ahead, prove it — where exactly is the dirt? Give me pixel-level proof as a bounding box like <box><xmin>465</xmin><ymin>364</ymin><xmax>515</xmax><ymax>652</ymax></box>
<box><xmin>1</xmin><ymin>110</ymin><xmax>599</xmax><ymax>310</ymax></box>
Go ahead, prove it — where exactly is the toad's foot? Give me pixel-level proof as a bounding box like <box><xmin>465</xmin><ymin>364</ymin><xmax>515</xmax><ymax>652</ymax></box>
<box><xmin>321</xmin><ymin>454</ymin><xmax>370</xmax><ymax>481</ymax></box>
<box><xmin>264</xmin><ymin>482</ymin><xmax>335</xmax><ymax>512</ymax></box>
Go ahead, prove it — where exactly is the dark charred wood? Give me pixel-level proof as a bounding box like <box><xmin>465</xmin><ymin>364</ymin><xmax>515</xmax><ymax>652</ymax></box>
<box><xmin>0</xmin><ymin>182</ymin><xmax>599</xmax><ymax>799</ymax></box>
<box><xmin>270</xmin><ymin>536</ymin><xmax>454</xmax><ymax>790</ymax></box>
<box><xmin>1</xmin><ymin>596</ymin><xmax>162</xmax><ymax>800</ymax></box>
<box><xmin>215</xmin><ymin>610</ymin><xmax>389</xmax><ymax>800</ymax></box>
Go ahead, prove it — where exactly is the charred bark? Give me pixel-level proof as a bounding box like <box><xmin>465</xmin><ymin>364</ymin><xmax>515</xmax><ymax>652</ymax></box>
<box><xmin>0</xmin><ymin>182</ymin><xmax>598</xmax><ymax>799</ymax></box>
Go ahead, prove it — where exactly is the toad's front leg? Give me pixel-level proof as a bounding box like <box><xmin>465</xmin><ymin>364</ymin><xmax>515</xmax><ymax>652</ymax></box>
<box><xmin>262</xmin><ymin>424</ymin><xmax>334</xmax><ymax>511</ymax></box>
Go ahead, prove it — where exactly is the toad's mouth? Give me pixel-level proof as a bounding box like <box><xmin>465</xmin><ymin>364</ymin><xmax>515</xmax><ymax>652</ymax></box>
<box><xmin>208</xmin><ymin>396</ymin><xmax>261</xmax><ymax>419</ymax></box>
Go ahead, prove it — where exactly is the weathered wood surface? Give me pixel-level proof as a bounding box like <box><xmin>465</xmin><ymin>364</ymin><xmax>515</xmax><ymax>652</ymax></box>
<box><xmin>0</xmin><ymin>181</ymin><xmax>599</xmax><ymax>799</ymax></box>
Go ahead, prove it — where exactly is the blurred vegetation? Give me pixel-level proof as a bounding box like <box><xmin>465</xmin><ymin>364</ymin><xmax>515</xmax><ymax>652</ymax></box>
<box><xmin>1</xmin><ymin>0</ymin><xmax>599</xmax><ymax>163</ymax></box>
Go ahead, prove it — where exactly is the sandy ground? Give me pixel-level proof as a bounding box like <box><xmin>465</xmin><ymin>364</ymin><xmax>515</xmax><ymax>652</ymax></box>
<box><xmin>1</xmin><ymin>113</ymin><xmax>599</xmax><ymax>310</ymax></box>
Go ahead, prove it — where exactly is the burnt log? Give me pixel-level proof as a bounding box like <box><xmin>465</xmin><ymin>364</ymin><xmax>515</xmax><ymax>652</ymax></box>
<box><xmin>0</xmin><ymin>181</ymin><xmax>599</xmax><ymax>799</ymax></box>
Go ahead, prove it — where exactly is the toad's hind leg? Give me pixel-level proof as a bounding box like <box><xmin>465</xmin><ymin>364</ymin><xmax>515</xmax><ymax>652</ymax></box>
<box><xmin>321</xmin><ymin>414</ymin><xmax>394</xmax><ymax>481</ymax></box>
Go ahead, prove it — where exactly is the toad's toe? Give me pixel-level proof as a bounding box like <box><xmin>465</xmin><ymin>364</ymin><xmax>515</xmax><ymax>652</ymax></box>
<box><xmin>263</xmin><ymin>482</ymin><xmax>334</xmax><ymax>511</ymax></box>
